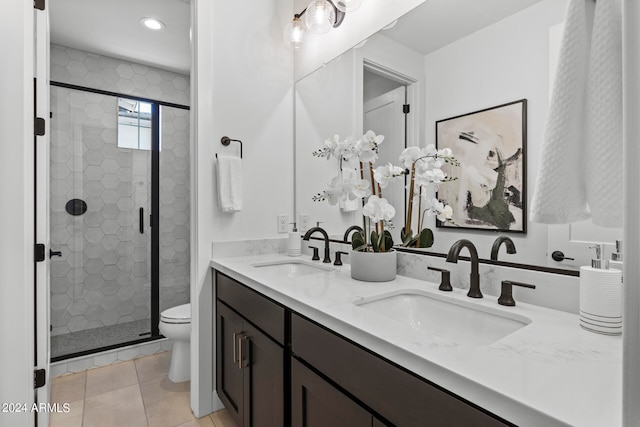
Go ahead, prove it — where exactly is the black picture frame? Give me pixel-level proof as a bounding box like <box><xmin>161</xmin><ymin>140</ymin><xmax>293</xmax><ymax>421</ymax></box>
<box><xmin>435</xmin><ymin>99</ymin><xmax>527</xmax><ymax>233</ymax></box>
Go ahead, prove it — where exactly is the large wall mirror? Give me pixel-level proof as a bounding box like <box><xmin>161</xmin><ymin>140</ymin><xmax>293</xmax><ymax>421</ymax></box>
<box><xmin>294</xmin><ymin>0</ymin><xmax>623</xmax><ymax>272</ymax></box>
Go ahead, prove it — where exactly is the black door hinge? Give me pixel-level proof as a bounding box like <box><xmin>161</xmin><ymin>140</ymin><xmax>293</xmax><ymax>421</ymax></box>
<box><xmin>35</xmin><ymin>244</ymin><xmax>45</xmax><ymax>262</ymax></box>
<box><xmin>34</xmin><ymin>369</ymin><xmax>46</xmax><ymax>389</ymax></box>
<box><xmin>403</xmin><ymin>104</ymin><xmax>410</xmax><ymax>114</ymax></box>
<box><xmin>34</xmin><ymin>117</ymin><xmax>45</xmax><ymax>136</ymax></box>
<box><xmin>34</xmin><ymin>0</ymin><xmax>45</xmax><ymax>10</ymax></box>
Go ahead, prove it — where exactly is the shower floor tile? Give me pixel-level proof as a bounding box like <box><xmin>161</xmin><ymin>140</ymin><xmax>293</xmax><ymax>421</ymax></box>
<box><xmin>51</xmin><ymin>319</ymin><xmax>152</xmax><ymax>359</ymax></box>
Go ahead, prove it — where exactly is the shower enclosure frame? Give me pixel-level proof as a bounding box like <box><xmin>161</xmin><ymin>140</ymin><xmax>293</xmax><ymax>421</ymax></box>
<box><xmin>50</xmin><ymin>80</ymin><xmax>190</xmax><ymax>362</ymax></box>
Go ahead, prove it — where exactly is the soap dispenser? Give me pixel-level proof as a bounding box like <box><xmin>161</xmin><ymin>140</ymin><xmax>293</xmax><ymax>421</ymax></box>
<box><xmin>579</xmin><ymin>244</ymin><xmax>622</xmax><ymax>335</ymax></box>
<box><xmin>609</xmin><ymin>240</ymin><xmax>623</xmax><ymax>278</ymax></box>
<box><xmin>288</xmin><ymin>222</ymin><xmax>301</xmax><ymax>257</ymax></box>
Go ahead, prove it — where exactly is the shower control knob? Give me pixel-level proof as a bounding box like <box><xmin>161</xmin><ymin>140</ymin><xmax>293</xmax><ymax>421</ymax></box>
<box><xmin>551</xmin><ymin>250</ymin><xmax>574</xmax><ymax>262</ymax></box>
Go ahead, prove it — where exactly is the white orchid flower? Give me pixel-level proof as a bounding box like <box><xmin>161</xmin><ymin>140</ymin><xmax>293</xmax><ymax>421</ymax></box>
<box><xmin>356</xmin><ymin>130</ymin><xmax>384</xmax><ymax>163</ymax></box>
<box><xmin>323</xmin><ymin>176</ymin><xmax>346</xmax><ymax>205</ymax></box>
<box><xmin>324</xmin><ymin>135</ymin><xmax>340</xmax><ymax>154</ymax></box>
<box><xmin>422</xmin><ymin>168</ymin><xmax>446</xmax><ymax>184</ymax></box>
<box><xmin>373</xmin><ymin>163</ymin><xmax>405</xmax><ymax>189</ymax></box>
<box><xmin>399</xmin><ymin>146</ymin><xmax>422</xmax><ymax>168</ymax></box>
<box><xmin>347</xmin><ymin>177</ymin><xmax>371</xmax><ymax>199</ymax></box>
<box><xmin>438</xmin><ymin>204</ymin><xmax>453</xmax><ymax>222</ymax></box>
<box><xmin>423</xmin><ymin>198</ymin><xmax>453</xmax><ymax>222</ymax></box>
<box><xmin>437</xmin><ymin>147</ymin><xmax>453</xmax><ymax>157</ymax></box>
<box><xmin>363</xmin><ymin>130</ymin><xmax>385</xmax><ymax>147</ymax></box>
<box><xmin>362</xmin><ymin>195</ymin><xmax>395</xmax><ymax>223</ymax></box>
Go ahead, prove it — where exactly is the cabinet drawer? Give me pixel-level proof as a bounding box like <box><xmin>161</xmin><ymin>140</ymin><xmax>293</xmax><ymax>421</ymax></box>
<box><xmin>216</xmin><ymin>272</ymin><xmax>285</xmax><ymax>345</ymax></box>
<box><xmin>291</xmin><ymin>314</ymin><xmax>511</xmax><ymax>427</ymax></box>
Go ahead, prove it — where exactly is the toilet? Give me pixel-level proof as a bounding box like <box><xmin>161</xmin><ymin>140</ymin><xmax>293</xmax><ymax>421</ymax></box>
<box><xmin>159</xmin><ymin>303</ymin><xmax>191</xmax><ymax>382</ymax></box>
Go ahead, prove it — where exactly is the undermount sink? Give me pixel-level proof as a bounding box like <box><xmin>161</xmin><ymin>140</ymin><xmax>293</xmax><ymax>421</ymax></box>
<box><xmin>353</xmin><ymin>289</ymin><xmax>531</xmax><ymax>346</ymax></box>
<box><xmin>252</xmin><ymin>259</ymin><xmax>334</xmax><ymax>277</ymax></box>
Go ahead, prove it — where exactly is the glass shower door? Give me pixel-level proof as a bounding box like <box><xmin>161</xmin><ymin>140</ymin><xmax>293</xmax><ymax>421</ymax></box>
<box><xmin>49</xmin><ymin>86</ymin><xmax>153</xmax><ymax>359</ymax></box>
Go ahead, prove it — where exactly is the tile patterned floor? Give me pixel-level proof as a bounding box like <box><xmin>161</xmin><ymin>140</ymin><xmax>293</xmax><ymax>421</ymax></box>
<box><xmin>50</xmin><ymin>351</ymin><xmax>236</xmax><ymax>427</ymax></box>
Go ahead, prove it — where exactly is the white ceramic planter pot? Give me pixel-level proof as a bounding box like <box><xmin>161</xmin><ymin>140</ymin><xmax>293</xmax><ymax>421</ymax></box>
<box><xmin>350</xmin><ymin>249</ymin><xmax>397</xmax><ymax>282</ymax></box>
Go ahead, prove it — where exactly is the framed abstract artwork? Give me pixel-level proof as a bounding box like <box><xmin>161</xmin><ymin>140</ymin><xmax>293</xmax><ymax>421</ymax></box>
<box><xmin>436</xmin><ymin>99</ymin><xmax>527</xmax><ymax>233</ymax></box>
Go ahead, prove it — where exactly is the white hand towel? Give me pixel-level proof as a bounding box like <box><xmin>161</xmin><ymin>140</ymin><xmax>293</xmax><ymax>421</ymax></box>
<box><xmin>531</xmin><ymin>0</ymin><xmax>623</xmax><ymax>227</ymax></box>
<box><xmin>340</xmin><ymin>168</ymin><xmax>360</xmax><ymax>212</ymax></box>
<box><xmin>530</xmin><ymin>0</ymin><xmax>594</xmax><ymax>224</ymax></box>
<box><xmin>585</xmin><ymin>0</ymin><xmax>623</xmax><ymax>227</ymax></box>
<box><xmin>216</xmin><ymin>155</ymin><xmax>242</xmax><ymax>212</ymax></box>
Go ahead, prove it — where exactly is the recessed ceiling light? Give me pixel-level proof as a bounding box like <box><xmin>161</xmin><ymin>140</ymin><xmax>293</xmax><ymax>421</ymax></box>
<box><xmin>140</xmin><ymin>18</ymin><xmax>165</xmax><ymax>31</ymax></box>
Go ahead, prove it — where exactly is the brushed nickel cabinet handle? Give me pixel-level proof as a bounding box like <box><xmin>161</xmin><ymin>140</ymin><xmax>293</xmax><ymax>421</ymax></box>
<box><xmin>232</xmin><ymin>332</ymin><xmax>239</xmax><ymax>364</ymax></box>
<box><xmin>238</xmin><ymin>335</ymin><xmax>250</xmax><ymax>369</ymax></box>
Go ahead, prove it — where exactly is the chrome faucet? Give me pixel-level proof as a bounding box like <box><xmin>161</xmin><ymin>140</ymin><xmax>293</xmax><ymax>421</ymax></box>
<box><xmin>303</xmin><ymin>226</ymin><xmax>331</xmax><ymax>263</ymax></box>
<box><xmin>490</xmin><ymin>236</ymin><xmax>516</xmax><ymax>261</ymax></box>
<box><xmin>446</xmin><ymin>239</ymin><xmax>482</xmax><ymax>298</ymax></box>
<box><xmin>343</xmin><ymin>225</ymin><xmax>363</xmax><ymax>242</ymax></box>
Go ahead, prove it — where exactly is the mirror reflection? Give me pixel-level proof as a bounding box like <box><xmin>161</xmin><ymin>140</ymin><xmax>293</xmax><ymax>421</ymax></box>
<box><xmin>294</xmin><ymin>0</ymin><xmax>623</xmax><ymax>271</ymax></box>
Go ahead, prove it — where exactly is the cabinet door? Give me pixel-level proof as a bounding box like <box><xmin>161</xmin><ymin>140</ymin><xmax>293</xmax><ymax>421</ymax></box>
<box><xmin>291</xmin><ymin>358</ymin><xmax>372</xmax><ymax>427</ymax></box>
<box><xmin>242</xmin><ymin>322</ymin><xmax>284</xmax><ymax>427</ymax></box>
<box><xmin>216</xmin><ymin>301</ymin><xmax>245</xmax><ymax>427</ymax></box>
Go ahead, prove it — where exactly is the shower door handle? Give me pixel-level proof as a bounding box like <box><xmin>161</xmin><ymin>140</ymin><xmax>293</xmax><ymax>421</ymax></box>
<box><xmin>139</xmin><ymin>207</ymin><xmax>144</xmax><ymax>233</ymax></box>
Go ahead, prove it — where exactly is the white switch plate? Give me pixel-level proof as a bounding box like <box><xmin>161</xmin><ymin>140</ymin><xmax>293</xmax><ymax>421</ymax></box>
<box><xmin>299</xmin><ymin>214</ymin><xmax>310</xmax><ymax>232</ymax></box>
<box><xmin>277</xmin><ymin>214</ymin><xmax>289</xmax><ymax>233</ymax></box>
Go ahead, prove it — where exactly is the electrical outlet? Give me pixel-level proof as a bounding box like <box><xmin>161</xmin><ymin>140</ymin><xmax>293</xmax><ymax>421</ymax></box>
<box><xmin>277</xmin><ymin>214</ymin><xmax>289</xmax><ymax>233</ymax></box>
<box><xmin>299</xmin><ymin>214</ymin><xmax>310</xmax><ymax>232</ymax></box>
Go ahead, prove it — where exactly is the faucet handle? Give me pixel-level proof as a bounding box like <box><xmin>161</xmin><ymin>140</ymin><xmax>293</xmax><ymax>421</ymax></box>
<box><xmin>498</xmin><ymin>280</ymin><xmax>536</xmax><ymax>306</ymax></box>
<box><xmin>428</xmin><ymin>266</ymin><xmax>453</xmax><ymax>292</ymax></box>
<box><xmin>308</xmin><ymin>246</ymin><xmax>320</xmax><ymax>261</ymax></box>
<box><xmin>334</xmin><ymin>251</ymin><xmax>348</xmax><ymax>266</ymax></box>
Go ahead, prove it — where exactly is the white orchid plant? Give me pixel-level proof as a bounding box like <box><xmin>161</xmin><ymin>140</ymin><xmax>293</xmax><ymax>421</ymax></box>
<box><xmin>313</xmin><ymin>130</ymin><xmax>458</xmax><ymax>252</ymax></box>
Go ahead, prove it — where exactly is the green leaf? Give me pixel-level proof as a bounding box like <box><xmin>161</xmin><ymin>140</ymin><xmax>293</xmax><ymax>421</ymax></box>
<box><xmin>353</xmin><ymin>244</ymin><xmax>368</xmax><ymax>252</ymax></box>
<box><xmin>417</xmin><ymin>228</ymin><xmax>434</xmax><ymax>248</ymax></box>
<box><xmin>383</xmin><ymin>230</ymin><xmax>394</xmax><ymax>251</ymax></box>
<box><xmin>351</xmin><ymin>232</ymin><xmax>365</xmax><ymax>250</ymax></box>
<box><xmin>370</xmin><ymin>231</ymin><xmax>379</xmax><ymax>252</ymax></box>
<box><xmin>401</xmin><ymin>228</ymin><xmax>415</xmax><ymax>246</ymax></box>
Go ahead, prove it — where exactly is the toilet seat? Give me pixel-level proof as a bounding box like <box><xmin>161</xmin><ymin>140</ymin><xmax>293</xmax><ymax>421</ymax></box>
<box><xmin>160</xmin><ymin>304</ymin><xmax>191</xmax><ymax>324</ymax></box>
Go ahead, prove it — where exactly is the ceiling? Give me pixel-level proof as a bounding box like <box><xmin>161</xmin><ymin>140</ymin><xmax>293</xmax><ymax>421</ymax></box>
<box><xmin>383</xmin><ymin>0</ymin><xmax>544</xmax><ymax>55</ymax></box>
<box><xmin>49</xmin><ymin>0</ymin><xmax>191</xmax><ymax>75</ymax></box>
<box><xmin>49</xmin><ymin>0</ymin><xmax>543</xmax><ymax>76</ymax></box>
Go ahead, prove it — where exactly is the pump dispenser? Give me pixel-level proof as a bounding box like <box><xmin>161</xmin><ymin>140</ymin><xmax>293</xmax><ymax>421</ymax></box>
<box><xmin>579</xmin><ymin>243</ymin><xmax>622</xmax><ymax>335</ymax></box>
<box><xmin>590</xmin><ymin>243</ymin><xmax>607</xmax><ymax>269</ymax></box>
<box><xmin>288</xmin><ymin>222</ymin><xmax>301</xmax><ymax>257</ymax></box>
<box><xmin>609</xmin><ymin>240</ymin><xmax>623</xmax><ymax>276</ymax></box>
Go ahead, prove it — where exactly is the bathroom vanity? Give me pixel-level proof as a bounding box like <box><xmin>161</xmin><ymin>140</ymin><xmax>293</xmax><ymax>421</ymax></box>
<box><xmin>211</xmin><ymin>254</ymin><xmax>621</xmax><ymax>427</ymax></box>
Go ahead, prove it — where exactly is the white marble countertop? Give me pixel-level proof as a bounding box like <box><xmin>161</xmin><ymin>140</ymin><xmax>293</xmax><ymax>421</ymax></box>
<box><xmin>210</xmin><ymin>253</ymin><xmax>621</xmax><ymax>427</ymax></box>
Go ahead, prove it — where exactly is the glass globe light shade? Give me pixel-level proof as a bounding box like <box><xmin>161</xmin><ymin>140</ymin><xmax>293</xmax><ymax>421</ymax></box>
<box><xmin>304</xmin><ymin>0</ymin><xmax>335</xmax><ymax>34</ymax></box>
<box><xmin>284</xmin><ymin>17</ymin><xmax>306</xmax><ymax>50</ymax></box>
<box><xmin>335</xmin><ymin>0</ymin><xmax>364</xmax><ymax>13</ymax></box>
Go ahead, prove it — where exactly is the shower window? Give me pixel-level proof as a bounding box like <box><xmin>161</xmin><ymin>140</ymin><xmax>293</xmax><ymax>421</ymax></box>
<box><xmin>117</xmin><ymin>98</ymin><xmax>152</xmax><ymax>150</ymax></box>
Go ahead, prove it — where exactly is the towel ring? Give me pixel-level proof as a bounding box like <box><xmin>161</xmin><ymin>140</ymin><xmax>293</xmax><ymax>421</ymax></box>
<box><xmin>216</xmin><ymin>136</ymin><xmax>243</xmax><ymax>159</ymax></box>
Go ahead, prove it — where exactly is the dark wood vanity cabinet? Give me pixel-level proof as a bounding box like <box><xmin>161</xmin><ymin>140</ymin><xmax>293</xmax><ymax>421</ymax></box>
<box><xmin>214</xmin><ymin>270</ymin><xmax>512</xmax><ymax>427</ymax></box>
<box><xmin>291</xmin><ymin>357</ymin><xmax>382</xmax><ymax>427</ymax></box>
<box><xmin>215</xmin><ymin>273</ymin><xmax>285</xmax><ymax>427</ymax></box>
<box><xmin>291</xmin><ymin>314</ymin><xmax>511</xmax><ymax>427</ymax></box>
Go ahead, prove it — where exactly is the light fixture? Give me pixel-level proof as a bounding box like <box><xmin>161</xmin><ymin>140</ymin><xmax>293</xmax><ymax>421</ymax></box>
<box><xmin>305</xmin><ymin>0</ymin><xmax>337</xmax><ymax>34</ymax></box>
<box><xmin>334</xmin><ymin>0</ymin><xmax>363</xmax><ymax>13</ymax></box>
<box><xmin>285</xmin><ymin>0</ymin><xmax>360</xmax><ymax>50</ymax></box>
<box><xmin>140</xmin><ymin>17</ymin><xmax>165</xmax><ymax>31</ymax></box>
<box><xmin>284</xmin><ymin>15</ymin><xmax>306</xmax><ymax>50</ymax></box>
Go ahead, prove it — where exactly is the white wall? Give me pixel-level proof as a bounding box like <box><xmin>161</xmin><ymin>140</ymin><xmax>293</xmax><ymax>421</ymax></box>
<box><xmin>423</xmin><ymin>0</ymin><xmax>568</xmax><ymax>262</ymax></box>
<box><xmin>294</xmin><ymin>0</ymin><xmax>425</xmax><ymax>80</ymax></box>
<box><xmin>622</xmin><ymin>1</ymin><xmax>640</xmax><ymax>424</ymax></box>
<box><xmin>191</xmin><ymin>0</ymin><xmax>294</xmax><ymax>416</ymax></box>
<box><xmin>0</xmin><ymin>1</ymin><xmax>35</xmax><ymax>425</ymax></box>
